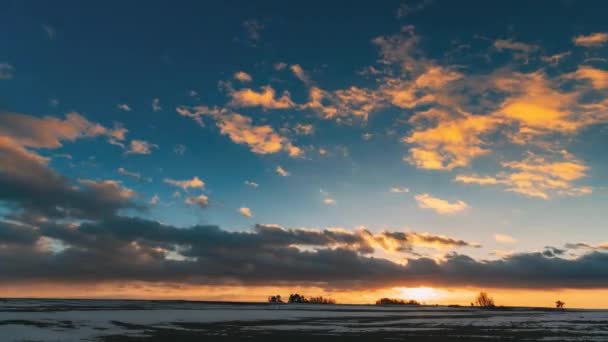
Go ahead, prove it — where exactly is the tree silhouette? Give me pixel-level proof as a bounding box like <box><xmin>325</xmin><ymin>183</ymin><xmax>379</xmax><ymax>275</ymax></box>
<box><xmin>555</xmin><ymin>300</ymin><xmax>565</xmax><ymax>309</ymax></box>
<box><xmin>375</xmin><ymin>298</ymin><xmax>420</xmax><ymax>305</ymax></box>
<box><xmin>288</xmin><ymin>293</ymin><xmax>308</xmax><ymax>303</ymax></box>
<box><xmin>268</xmin><ymin>295</ymin><xmax>283</xmax><ymax>303</ymax></box>
<box><xmin>474</xmin><ymin>292</ymin><xmax>495</xmax><ymax>307</ymax></box>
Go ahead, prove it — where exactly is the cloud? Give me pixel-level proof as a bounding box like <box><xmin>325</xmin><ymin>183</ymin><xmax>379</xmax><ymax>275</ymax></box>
<box><xmin>0</xmin><ymin>112</ymin><xmax>127</xmax><ymax>149</ymax></box>
<box><xmin>541</xmin><ymin>51</ymin><xmax>571</xmax><ymax>65</ymax></box>
<box><xmin>276</xmin><ymin>166</ymin><xmax>290</xmax><ymax>177</ymax></box>
<box><xmin>495</xmin><ymin>234</ymin><xmax>517</xmax><ymax>244</ymax></box>
<box><xmin>573</xmin><ymin>32</ymin><xmax>608</xmax><ymax>47</ymax></box>
<box><xmin>173</xmin><ymin>144</ymin><xmax>186</xmax><ymax>155</ymax></box>
<box><xmin>176</xmin><ymin>106</ymin><xmax>302</xmax><ymax>157</ymax></box>
<box><xmin>234</xmin><ymin>71</ymin><xmax>252</xmax><ymax>82</ymax></box>
<box><xmin>42</xmin><ymin>24</ymin><xmax>56</xmax><ymax>40</ymax></box>
<box><xmin>565</xmin><ymin>242</ymin><xmax>608</xmax><ymax>251</ymax></box>
<box><xmin>244</xmin><ymin>180</ymin><xmax>259</xmax><ymax>188</ymax></box>
<box><xmin>293</xmin><ymin>123</ymin><xmax>314</xmax><ymax>135</ymax></box>
<box><xmin>4</xmin><ymin>217</ymin><xmax>606</xmax><ymax>289</ymax></box>
<box><xmin>323</xmin><ymin>198</ymin><xmax>336</xmax><ymax>205</ymax></box>
<box><xmin>218</xmin><ymin>113</ymin><xmax>298</xmax><ymax>155</ymax></box>
<box><xmin>150</xmin><ymin>195</ymin><xmax>160</xmax><ymax>205</ymax></box>
<box><xmin>403</xmin><ymin>67</ymin><xmax>607</xmax><ymax>172</ymax></box>
<box><xmin>396</xmin><ymin>0</ymin><xmax>432</xmax><ymax>18</ymax></box>
<box><xmin>117</xmin><ymin>167</ymin><xmax>141</xmax><ymax>181</ymax></box>
<box><xmin>566</xmin><ymin>66</ymin><xmax>608</xmax><ymax>89</ymax></box>
<box><xmin>239</xmin><ymin>207</ymin><xmax>253</xmax><ymax>217</ymax></box>
<box><xmin>493</xmin><ymin>39</ymin><xmax>539</xmax><ymax>61</ymax></box>
<box><xmin>415</xmin><ymin>193</ymin><xmax>469</xmax><ymax>215</ymax></box>
<box><xmin>301</xmin><ymin>85</ymin><xmax>387</xmax><ymax>121</ymax></box>
<box><xmin>185</xmin><ymin>195</ymin><xmax>209</xmax><ymax>208</ymax></box>
<box><xmin>152</xmin><ymin>98</ymin><xmax>162</xmax><ymax>112</ymax></box>
<box><xmin>290</xmin><ymin>64</ymin><xmax>310</xmax><ymax>84</ymax></box>
<box><xmin>0</xmin><ymin>63</ymin><xmax>15</xmax><ymax>80</ymax></box>
<box><xmin>229</xmin><ymin>86</ymin><xmax>295</xmax><ymax>109</ymax></box>
<box><xmin>117</xmin><ymin>104</ymin><xmax>132</xmax><ymax>112</ymax></box>
<box><xmin>274</xmin><ymin>62</ymin><xmax>287</xmax><ymax>71</ymax></box>
<box><xmin>404</xmin><ymin>109</ymin><xmax>499</xmax><ymax>170</ymax></box>
<box><xmin>455</xmin><ymin>153</ymin><xmax>591</xmax><ymax>199</ymax></box>
<box><xmin>0</xmin><ymin>139</ymin><xmax>139</xmax><ymax>222</ymax></box>
<box><xmin>372</xmin><ymin>25</ymin><xmax>419</xmax><ymax>70</ymax></box>
<box><xmin>390</xmin><ymin>187</ymin><xmax>409</xmax><ymax>193</ymax></box>
<box><xmin>0</xmin><ymin>112</ymin><xmax>141</xmax><ymax>222</ymax></box>
<box><xmin>242</xmin><ymin>19</ymin><xmax>263</xmax><ymax>42</ymax></box>
<box><xmin>163</xmin><ymin>177</ymin><xmax>205</xmax><ymax>190</ymax></box>
<box><xmin>125</xmin><ymin>140</ymin><xmax>157</xmax><ymax>155</ymax></box>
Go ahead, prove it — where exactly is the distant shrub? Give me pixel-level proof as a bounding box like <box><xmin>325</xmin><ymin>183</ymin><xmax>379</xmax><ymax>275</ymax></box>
<box><xmin>268</xmin><ymin>295</ymin><xmax>283</xmax><ymax>303</ymax></box>
<box><xmin>474</xmin><ymin>292</ymin><xmax>495</xmax><ymax>308</ymax></box>
<box><xmin>375</xmin><ymin>298</ymin><xmax>421</xmax><ymax>306</ymax></box>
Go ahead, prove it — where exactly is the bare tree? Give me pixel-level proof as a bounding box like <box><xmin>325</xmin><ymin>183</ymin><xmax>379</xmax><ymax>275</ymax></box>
<box><xmin>474</xmin><ymin>292</ymin><xmax>495</xmax><ymax>307</ymax></box>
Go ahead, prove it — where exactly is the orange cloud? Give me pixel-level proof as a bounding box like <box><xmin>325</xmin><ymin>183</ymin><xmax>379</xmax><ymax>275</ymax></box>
<box><xmin>164</xmin><ymin>176</ymin><xmax>205</xmax><ymax>190</ymax></box>
<box><xmin>414</xmin><ymin>193</ymin><xmax>469</xmax><ymax>215</ymax></box>
<box><xmin>290</xmin><ymin>64</ymin><xmax>310</xmax><ymax>83</ymax></box>
<box><xmin>404</xmin><ymin>109</ymin><xmax>499</xmax><ymax>170</ymax></box>
<box><xmin>77</xmin><ymin>179</ymin><xmax>136</xmax><ymax>200</ymax></box>
<box><xmin>455</xmin><ymin>153</ymin><xmax>592</xmax><ymax>199</ymax></box>
<box><xmin>238</xmin><ymin>207</ymin><xmax>253</xmax><ymax>217</ymax></box>
<box><xmin>566</xmin><ymin>66</ymin><xmax>608</xmax><ymax>89</ymax></box>
<box><xmin>229</xmin><ymin>86</ymin><xmax>295</xmax><ymax>109</ymax></box>
<box><xmin>233</xmin><ymin>71</ymin><xmax>252</xmax><ymax>82</ymax></box>
<box><xmin>176</xmin><ymin>106</ymin><xmax>302</xmax><ymax>157</ymax></box>
<box><xmin>125</xmin><ymin>140</ymin><xmax>157</xmax><ymax>155</ymax></box>
<box><xmin>573</xmin><ymin>32</ymin><xmax>608</xmax><ymax>47</ymax></box>
<box><xmin>185</xmin><ymin>194</ymin><xmax>209</xmax><ymax>208</ymax></box>
<box><xmin>495</xmin><ymin>234</ymin><xmax>517</xmax><ymax>244</ymax></box>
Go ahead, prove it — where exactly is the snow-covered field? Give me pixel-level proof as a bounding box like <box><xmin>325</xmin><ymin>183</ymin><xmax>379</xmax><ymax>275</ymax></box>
<box><xmin>1</xmin><ymin>299</ymin><xmax>608</xmax><ymax>341</ymax></box>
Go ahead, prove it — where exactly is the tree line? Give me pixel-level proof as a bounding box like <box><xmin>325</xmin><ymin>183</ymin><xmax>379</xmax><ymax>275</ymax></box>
<box><xmin>267</xmin><ymin>293</ymin><xmax>336</xmax><ymax>304</ymax></box>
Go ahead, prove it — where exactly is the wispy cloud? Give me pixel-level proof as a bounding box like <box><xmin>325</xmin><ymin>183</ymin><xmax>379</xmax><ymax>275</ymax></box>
<box><xmin>125</xmin><ymin>140</ymin><xmax>157</xmax><ymax>155</ymax></box>
<box><xmin>276</xmin><ymin>166</ymin><xmax>290</xmax><ymax>177</ymax></box>
<box><xmin>117</xmin><ymin>103</ymin><xmax>132</xmax><ymax>112</ymax></box>
<box><xmin>0</xmin><ymin>63</ymin><xmax>15</xmax><ymax>80</ymax></box>
<box><xmin>573</xmin><ymin>32</ymin><xmax>608</xmax><ymax>47</ymax></box>
<box><xmin>164</xmin><ymin>176</ymin><xmax>205</xmax><ymax>190</ymax></box>
<box><xmin>152</xmin><ymin>98</ymin><xmax>162</xmax><ymax>111</ymax></box>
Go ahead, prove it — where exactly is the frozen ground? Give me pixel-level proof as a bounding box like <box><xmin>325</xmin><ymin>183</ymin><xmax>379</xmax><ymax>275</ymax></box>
<box><xmin>1</xmin><ymin>299</ymin><xmax>608</xmax><ymax>341</ymax></box>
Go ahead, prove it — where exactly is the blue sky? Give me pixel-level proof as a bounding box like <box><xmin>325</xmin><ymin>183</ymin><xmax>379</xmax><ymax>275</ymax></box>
<box><xmin>1</xmin><ymin>0</ymin><xmax>608</xmax><ymax>299</ymax></box>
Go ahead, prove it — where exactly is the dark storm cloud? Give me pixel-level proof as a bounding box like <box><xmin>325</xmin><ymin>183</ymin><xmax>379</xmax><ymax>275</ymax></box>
<box><xmin>1</xmin><ymin>216</ymin><xmax>607</xmax><ymax>289</ymax></box>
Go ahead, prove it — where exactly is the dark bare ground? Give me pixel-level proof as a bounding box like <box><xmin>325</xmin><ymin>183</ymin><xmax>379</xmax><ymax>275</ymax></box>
<box><xmin>99</xmin><ymin>318</ymin><xmax>607</xmax><ymax>342</ymax></box>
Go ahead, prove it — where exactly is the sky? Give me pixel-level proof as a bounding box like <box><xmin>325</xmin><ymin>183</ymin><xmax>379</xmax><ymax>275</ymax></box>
<box><xmin>1</xmin><ymin>0</ymin><xmax>608</xmax><ymax>307</ymax></box>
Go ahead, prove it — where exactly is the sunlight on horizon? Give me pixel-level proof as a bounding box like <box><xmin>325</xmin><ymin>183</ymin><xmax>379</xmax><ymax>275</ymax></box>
<box><xmin>399</xmin><ymin>287</ymin><xmax>444</xmax><ymax>302</ymax></box>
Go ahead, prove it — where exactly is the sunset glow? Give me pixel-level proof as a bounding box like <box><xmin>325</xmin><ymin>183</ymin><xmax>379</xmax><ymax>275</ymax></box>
<box><xmin>1</xmin><ymin>0</ymin><xmax>608</xmax><ymax>310</ymax></box>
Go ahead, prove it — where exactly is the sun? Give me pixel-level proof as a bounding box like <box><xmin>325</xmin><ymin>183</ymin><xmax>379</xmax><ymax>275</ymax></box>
<box><xmin>400</xmin><ymin>287</ymin><xmax>443</xmax><ymax>303</ymax></box>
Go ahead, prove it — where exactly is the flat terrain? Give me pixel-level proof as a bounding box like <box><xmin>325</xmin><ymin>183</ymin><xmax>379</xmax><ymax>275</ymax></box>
<box><xmin>1</xmin><ymin>299</ymin><xmax>607</xmax><ymax>341</ymax></box>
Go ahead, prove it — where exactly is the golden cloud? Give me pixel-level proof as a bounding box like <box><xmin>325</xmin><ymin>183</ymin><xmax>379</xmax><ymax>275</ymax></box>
<box><xmin>414</xmin><ymin>193</ymin><xmax>469</xmax><ymax>215</ymax></box>
<box><xmin>573</xmin><ymin>32</ymin><xmax>608</xmax><ymax>47</ymax></box>
<box><xmin>229</xmin><ymin>86</ymin><xmax>295</xmax><ymax>109</ymax></box>
<box><xmin>455</xmin><ymin>153</ymin><xmax>592</xmax><ymax>199</ymax></box>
